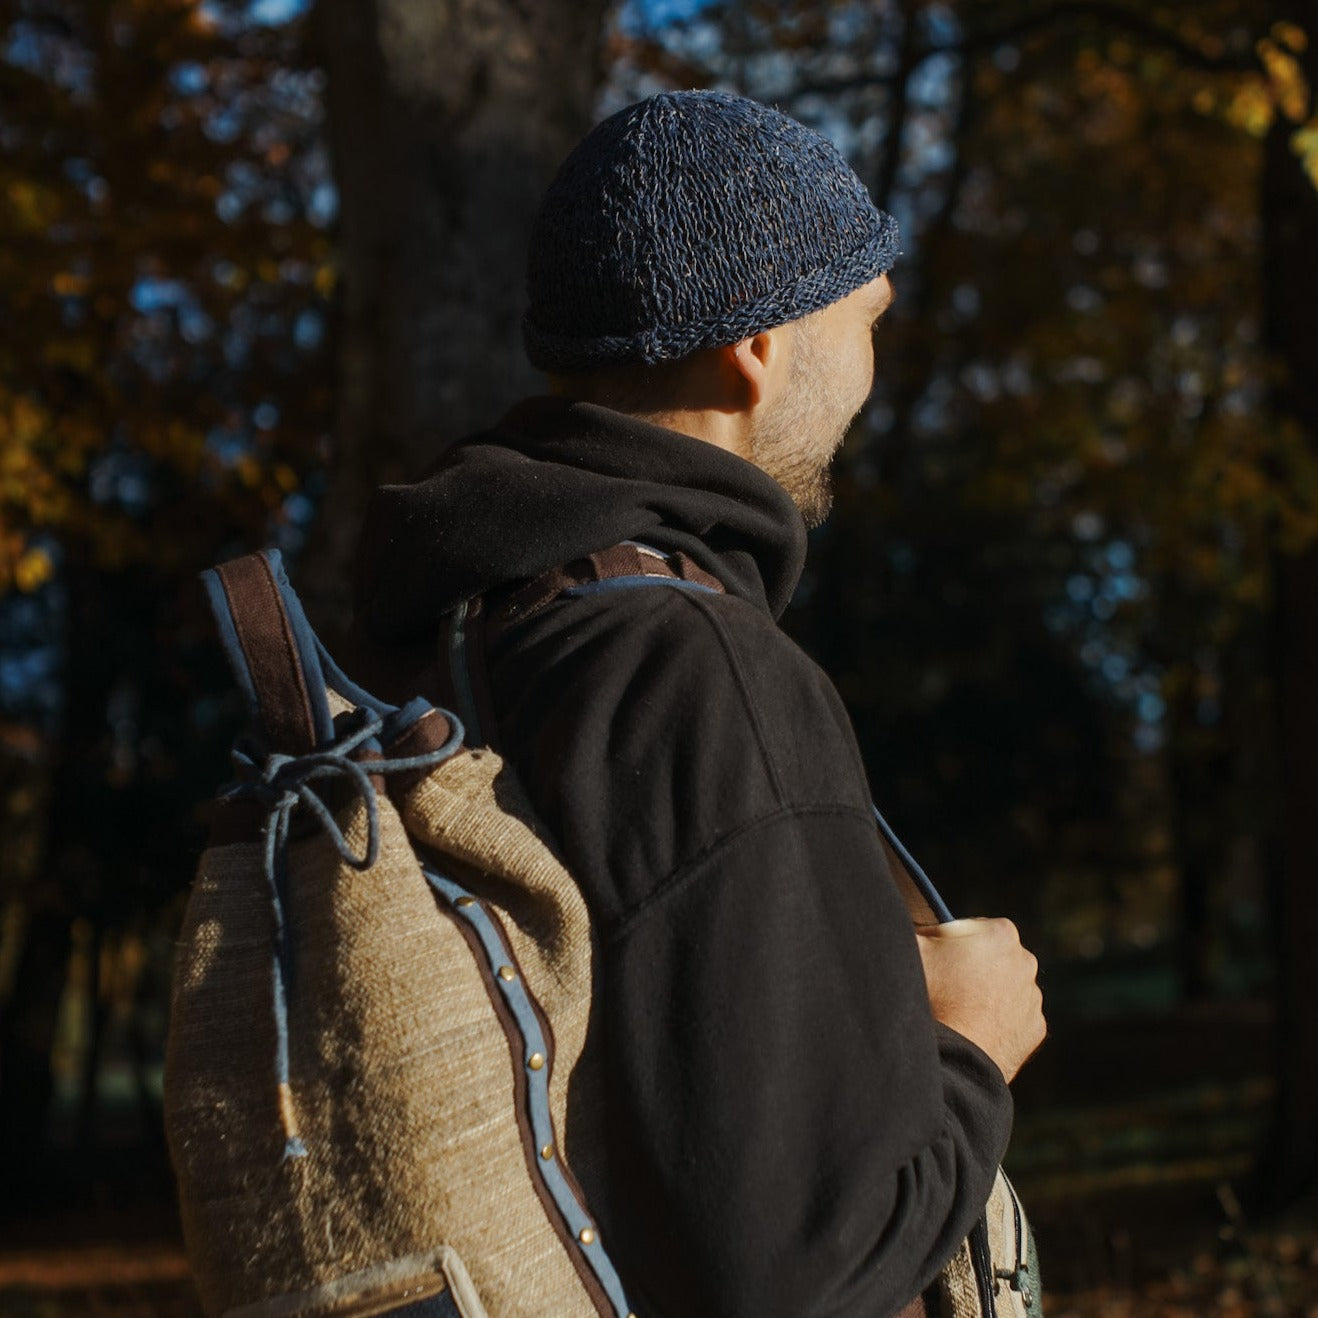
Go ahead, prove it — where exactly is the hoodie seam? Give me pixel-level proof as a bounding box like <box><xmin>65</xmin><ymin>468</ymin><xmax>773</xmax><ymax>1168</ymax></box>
<box><xmin>670</xmin><ymin>588</ymin><xmax>790</xmax><ymax>807</ymax></box>
<box><xmin>605</xmin><ymin>802</ymin><xmax>876</xmax><ymax>946</ymax></box>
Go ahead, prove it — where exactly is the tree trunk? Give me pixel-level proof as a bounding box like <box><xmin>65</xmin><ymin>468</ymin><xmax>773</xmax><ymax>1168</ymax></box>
<box><xmin>303</xmin><ymin>0</ymin><xmax>614</xmax><ymax>634</ymax></box>
<box><xmin>1256</xmin><ymin>0</ymin><xmax>1318</xmax><ymax>1207</ymax></box>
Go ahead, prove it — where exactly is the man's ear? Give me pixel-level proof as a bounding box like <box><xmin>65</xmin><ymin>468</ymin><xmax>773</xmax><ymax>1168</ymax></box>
<box><xmin>725</xmin><ymin>328</ymin><xmax>782</xmax><ymax>409</ymax></box>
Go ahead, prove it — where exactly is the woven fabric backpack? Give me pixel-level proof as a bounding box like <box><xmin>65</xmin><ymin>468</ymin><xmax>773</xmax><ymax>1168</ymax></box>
<box><xmin>165</xmin><ymin>544</ymin><xmax>1041</xmax><ymax>1318</ymax></box>
<box><xmin>165</xmin><ymin>549</ymin><xmax>635</xmax><ymax>1318</ymax></box>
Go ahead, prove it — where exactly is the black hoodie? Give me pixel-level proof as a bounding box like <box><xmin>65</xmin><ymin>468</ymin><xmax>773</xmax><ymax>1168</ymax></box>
<box><xmin>351</xmin><ymin>396</ymin><xmax>1013</xmax><ymax>1318</ymax></box>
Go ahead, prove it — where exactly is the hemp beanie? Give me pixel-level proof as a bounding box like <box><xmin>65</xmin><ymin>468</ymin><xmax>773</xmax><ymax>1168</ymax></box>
<box><xmin>522</xmin><ymin>89</ymin><xmax>901</xmax><ymax>374</ymax></box>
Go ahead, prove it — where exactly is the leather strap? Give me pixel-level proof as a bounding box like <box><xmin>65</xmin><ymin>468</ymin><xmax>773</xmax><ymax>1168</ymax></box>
<box><xmin>211</xmin><ymin>552</ymin><xmax>320</xmax><ymax>755</ymax></box>
<box><xmin>489</xmin><ymin>542</ymin><xmax>724</xmax><ymax>634</ymax></box>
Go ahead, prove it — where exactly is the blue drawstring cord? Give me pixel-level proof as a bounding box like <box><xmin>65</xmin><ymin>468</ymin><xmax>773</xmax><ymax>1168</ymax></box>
<box><xmin>871</xmin><ymin>802</ymin><xmax>955</xmax><ymax>924</ymax></box>
<box><xmin>228</xmin><ymin>706</ymin><xmax>464</xmax><ymax>1160</ymax></box>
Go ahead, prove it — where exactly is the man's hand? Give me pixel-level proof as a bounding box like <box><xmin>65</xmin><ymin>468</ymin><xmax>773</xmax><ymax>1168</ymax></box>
<box><xmin>915</xmin><ymin>918</ymin><xmax>1046</xmax><ymax>1084</ymax></box>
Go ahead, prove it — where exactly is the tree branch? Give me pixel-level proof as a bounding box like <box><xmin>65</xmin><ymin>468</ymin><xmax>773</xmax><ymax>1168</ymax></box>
<box><xmin>787</xmin><ymin>1</ymin><xmax>1260</xmax><ymax>102</ymax></box>
<box><xmin>873</xmin><ymin>0</ymin><xmax>922</xmax><ymax>213</ymax></box>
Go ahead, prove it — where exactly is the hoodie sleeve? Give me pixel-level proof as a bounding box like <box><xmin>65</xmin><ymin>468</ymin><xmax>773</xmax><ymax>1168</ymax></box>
<box><xmin>603</xmin><ymin>807</ymin><xmax>1012</xmax><ymax>1317</ymax></box>
<box><xmin>489</xmin><ymin>586</ymin><xmax>1014</xmax><ymax>1318</ymax></box>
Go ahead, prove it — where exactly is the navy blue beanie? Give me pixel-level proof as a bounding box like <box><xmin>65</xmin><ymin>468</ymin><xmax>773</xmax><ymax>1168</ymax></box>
<box><xmin>523</xmin><ymin>89</ymin><xmax>901</xmax><ymax>374</ymax></box>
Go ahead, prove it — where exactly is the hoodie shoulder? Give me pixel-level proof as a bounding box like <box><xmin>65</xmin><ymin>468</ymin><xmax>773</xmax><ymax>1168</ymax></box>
<box><xmin>487</xmin><ymin>582</ymin><xmax>877</xmax><ymax>921</ymax></box>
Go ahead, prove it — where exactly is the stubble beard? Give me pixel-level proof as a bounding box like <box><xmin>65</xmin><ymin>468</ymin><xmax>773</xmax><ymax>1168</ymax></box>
<box><xmin>749</xmin><ymin>330</ymin><xmax>863</xmax><ymax>530</ymax></box>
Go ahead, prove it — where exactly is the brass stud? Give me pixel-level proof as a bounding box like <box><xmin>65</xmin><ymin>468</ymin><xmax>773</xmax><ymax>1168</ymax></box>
<box><xmin>540</xmin><ymin>1143</ymin><xmax>554</xmax><ymax>1161</ymax></box>
<box><xmin>578</xmin><ymin>1227</ymin><xmax>595</xmax><ymax>1246</ymax></box>
<box><xmin>498</xmin><ymin>965</ymin><xmax>516</xmax><ymax>982</ymax></box>
<box><xmin>527</xmin><ymin>1051</ymin><xmax>545</xmax><ymax>1071</ymax></box>
<box><xmin>456</xmin><ymin>896</ymin><xmax>475</xmax><ymax>908</ymax></box>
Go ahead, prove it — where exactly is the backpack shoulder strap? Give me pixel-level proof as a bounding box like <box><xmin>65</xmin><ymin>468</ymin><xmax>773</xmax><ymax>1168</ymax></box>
<box><xmin>201</xmin><ymin>549</ymin><xmax>335</xmax><ymax>755</ymax></box>
<box><xmin>472</xmin><ymin>540</ymin><xmax>955</xmax><ymax>923</ymax></box>
<box><xmin>448</xmin><ymin>542</ymin><xmax>725</xmax><ymax>748</ymax></box>
<box><xmin>485</xmin><ymin>540</ymin><xmax>959</xmax><ymax>922</ymax></box>
<box><xmin>490</xmin><ymin>540</ymin><xmax>725</xmax><ymax>630</ymax></box>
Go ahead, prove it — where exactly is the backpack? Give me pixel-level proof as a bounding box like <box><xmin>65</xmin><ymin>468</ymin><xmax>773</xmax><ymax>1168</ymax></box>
<box><xmin>164</xmin><ymin>544</ymin><xmax>1041</xmax><ymax>1318</ymax></box>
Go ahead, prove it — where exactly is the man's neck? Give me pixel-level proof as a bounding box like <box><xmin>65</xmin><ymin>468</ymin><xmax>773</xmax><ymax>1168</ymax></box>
<box><xmin>618</xmin><ymin>406</ymin><xmax>753</xmax><ymax>464</ymax></box>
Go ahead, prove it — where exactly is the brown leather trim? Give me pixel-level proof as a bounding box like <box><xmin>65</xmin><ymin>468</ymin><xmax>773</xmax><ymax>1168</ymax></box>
<box><xmin>488</xmin><ymin>542</ymin><xmax>727</xmax><ymax>638</ymax></box>
<box><xmin>432</xmin><ymin>883</ymin><xmax>613</xmax><ymax>1317</ymax></box>
<box><xmin>383</xmin><ymin>708</ymin><xmax>459</xmax><ymax>797</ymax></box>
<box><xmin>587</xmin><ymin>543</ymin><xmax>643</xmax><ymax>579</ymax></box>
<box><xmin>487</xmin><ymin>566</ymin><xmax>575</xmax><ymax>627</ymax></box>
<box><xmin>215</xmin><ymin>554</ymin><xmax>319</xmax><ymax>755</ymax></box>
<box><xmin>668</xmin><ymin>550</ymin><xmax>723</xmax><ymax>592</ymax></box>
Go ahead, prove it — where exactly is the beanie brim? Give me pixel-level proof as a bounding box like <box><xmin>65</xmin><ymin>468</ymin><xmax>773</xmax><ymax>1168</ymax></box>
<box><xmin>523</xmin><ymin>211</ymin><xmax>901</xmax><ymax>375</ymax></box>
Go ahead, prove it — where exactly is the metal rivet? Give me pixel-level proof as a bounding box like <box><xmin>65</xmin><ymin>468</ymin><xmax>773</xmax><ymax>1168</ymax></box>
<box><xmin>498</xmin><ymin>965</ymin><xmax>515</xmax><ymax>982</ymax></box>
<box><xmin>527</xmin><ymin>1052</ymin><xmax>545</xmax><ymax>1071</ymax></box>
<box><xmin>540</xmin><ymin>1143</ymin><xmax>554</xmax><ymax>1161</ymax></box>
<box><xmin>578</xmin><ymin>1227</ymin><xmax>595</xmax><ymax>1245</ymax></box>
<box><xmin>456</xmin><ymin>896</ymin><xmax>475</xmax><ymax>908</ymax></box>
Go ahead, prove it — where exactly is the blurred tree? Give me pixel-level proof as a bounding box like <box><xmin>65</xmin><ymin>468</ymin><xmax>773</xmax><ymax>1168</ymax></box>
<box><xmin>1257</xmin><ymin>0</ymin><xmax>1318</xmax><ymax>1208</ymax></box>
<box><xmin>609</xmin><ymin>0</ymin><xmax>1318</xmax><ymax>1198</ymax></box>
<box><xmin>1</xmin><ymin>0</ymin><xmax>1314</xmax><ymax>1224</ymax></box>
<box><xmin>0</xmin><ymin>0</ymin><xmax>620</xmax><ymax>1198</ymax></box>
<box><xmin>300</xmin><ymin>0</ymin><xmax>615</xmax><ymax>630</ymax></box>
<box><xmin>0</xmin><ymin>0</ymin><xmax>334</xmax><ymax>1195</ymax></box>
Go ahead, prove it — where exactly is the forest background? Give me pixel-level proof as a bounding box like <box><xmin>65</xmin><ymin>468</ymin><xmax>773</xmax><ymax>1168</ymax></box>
<box><xmin>1</xmin><ymin>0</ymin><xmax>1317</xmax><ymax>1314</ymax></box>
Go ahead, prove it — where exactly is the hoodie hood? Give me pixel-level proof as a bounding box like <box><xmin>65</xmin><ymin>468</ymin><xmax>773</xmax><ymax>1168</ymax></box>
<box><xmin>353</xmin><ymin>396</ymin><xmax>808</xmax><ymax>645</ymax></box>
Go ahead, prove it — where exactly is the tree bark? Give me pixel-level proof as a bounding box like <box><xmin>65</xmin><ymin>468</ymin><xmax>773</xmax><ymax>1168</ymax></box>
<box><xmin>1256</xmin><ymin>0</ymin><xmax>1318</xmax><ymax>1207</ymax></box>
<box><xmin>303</xmin><ymin>0</ymin><xmax>614</xmax><ymax>633</ymax></box>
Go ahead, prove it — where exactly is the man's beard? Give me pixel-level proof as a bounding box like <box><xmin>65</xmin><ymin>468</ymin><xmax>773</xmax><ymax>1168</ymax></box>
<box><xmin>748</xmin><ymin>327</ymin><xmax>864</xmax><ymax>529</ymax></box>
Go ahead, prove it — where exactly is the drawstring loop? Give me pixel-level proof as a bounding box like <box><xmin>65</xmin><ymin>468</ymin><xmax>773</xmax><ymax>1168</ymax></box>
<box><xmin>228</xmin><ymin>706</ymin><xmax>463</xmax><ymax>1160</ymax></box>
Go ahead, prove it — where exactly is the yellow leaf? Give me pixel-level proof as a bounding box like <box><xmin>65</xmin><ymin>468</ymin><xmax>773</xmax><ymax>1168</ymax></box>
<box><xmin>6</xmin><ymin>180</ymin><xmax>58</xmax><ymax>231</ymax></box>
<box><xmin>13</xmin><ymin>546</ymin><xmax>54</xmax><ymax>593</ymax></box>
<box><xmin>1257</xmin><ymin>38</ymin><xmax>1311</xmax><ymax>123</ymax></box>
<box><xmin>1272</xmin><ymin>21</ymin><xmax>1309</xmax><ymax>54</ymax></box>
<box><xmin>1292</xmin><ymin>117</ymin><xmax>1318</xmax><ymax>195</ymax></box>
<box><xmin>1225</xmin><ymin>80</ymin><xmax>1276</xmax><ymax>138</ymax></box>
<box><xmin>51</xmin><ymin>272</ymin><xmax>90</xmax><ymax>297</ymax></box>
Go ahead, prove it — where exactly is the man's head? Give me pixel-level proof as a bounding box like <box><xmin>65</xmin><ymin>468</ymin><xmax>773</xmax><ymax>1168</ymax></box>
<box><xmin>523</xmin><ymin>90</ymin><xmax>900</xmax><ymax>524</ymax></box>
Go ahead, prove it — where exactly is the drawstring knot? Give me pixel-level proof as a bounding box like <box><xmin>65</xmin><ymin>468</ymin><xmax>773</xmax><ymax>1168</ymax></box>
<box><xmin>229</xmin><ymin>706</ymin><xmax>462</xmax><ymax>1160</ymax></box>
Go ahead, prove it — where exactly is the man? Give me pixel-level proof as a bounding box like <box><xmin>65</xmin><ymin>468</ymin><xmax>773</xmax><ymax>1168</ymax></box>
<box><xmin>352</xmin><ymin>90</ymin><xmax>1045</xmax><ymax>1318</ymax></box>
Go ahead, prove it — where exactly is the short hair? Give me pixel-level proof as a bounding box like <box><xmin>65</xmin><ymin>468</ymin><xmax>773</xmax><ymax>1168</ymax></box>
<box><xmin>548</xmin><ymin>314</ymin><xmax>824</xmax><ymax>419</ymax></box>
<box><xmin>548</xmin><ymin>354</ymin><xmax>699</xmax><ymax>417</ymax></box>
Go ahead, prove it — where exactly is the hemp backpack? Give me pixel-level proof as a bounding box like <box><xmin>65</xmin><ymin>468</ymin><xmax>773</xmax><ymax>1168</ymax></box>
<box><xmin>165</xmin><ymin>545</ymin><xmax>1041</xmax><ymax>1318</ymax></box>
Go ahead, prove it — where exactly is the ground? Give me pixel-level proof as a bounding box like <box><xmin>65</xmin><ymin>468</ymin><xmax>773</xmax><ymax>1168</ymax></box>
<box><xmin>1</xmin><ymin>1003</ymin><xmax>1315</xmax><ymax>1315</ymax></box>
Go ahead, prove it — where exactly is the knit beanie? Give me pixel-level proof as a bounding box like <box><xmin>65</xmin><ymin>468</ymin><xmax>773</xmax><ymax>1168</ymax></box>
<box><xmin>522</xmin><ymin>89</ymin><xmax>900</xmax><ymax>374</ymax></box>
